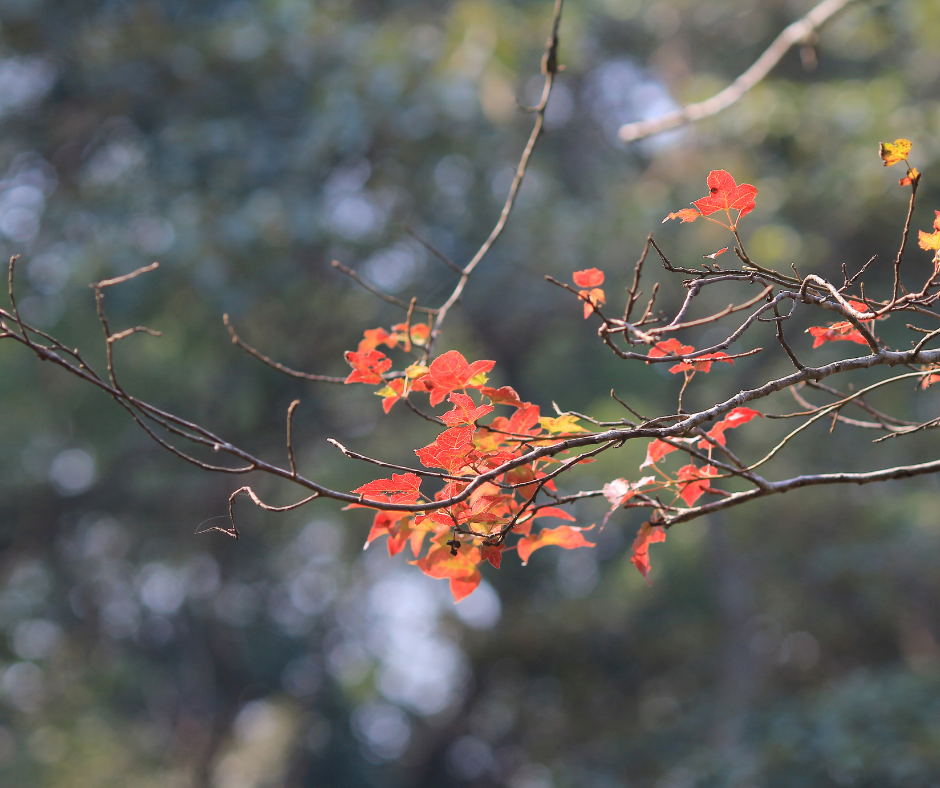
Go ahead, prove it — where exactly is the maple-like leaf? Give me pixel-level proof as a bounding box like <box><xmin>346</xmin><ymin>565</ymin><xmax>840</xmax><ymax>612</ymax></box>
<box><xmin>358</xmin><ymin>327</ymin><xmax>397</xmax><ymax>353</ymax></box>
<box><xmin>517</xmin><ymin>525</ymin><xmax>594</xmax><ymax>565</ymax></box>
<box><xmin>364</xmin><ymin>510</ymin><xmax>414</xmax><ymax>556</ymax></box>
<box><xmin>806</xmin><ymin>323</ymin><xmax>869</xmax><ymax>348</ymax></box>
<box><xmin>480</xmin><ymin>385</ymin><xmax>524</xmax><ymax>408</ymax></box>
<box><xmin>647</xmin><ymin>338</ymin><xmax>694</xmax><ymax>360</ymax></box>
<box><xmin>441</xmin><ymin>392</ymin><xmax>494</xmax><ymax>426</ymax></box>
<box><xmin>879</xmin><ymin>138</ymin><xmax>912</xmax><ymax>167</ymax></box>
<box><xmin>411</xmin><ymin>544</ymin><xmax>482</xmax><ymax>602</ymax></box>
<box><xmin>640</xmin><ymin>439</ymin><xmax>678</xmax><ymax>469</ymax></box>
<box><xmin>663</xmin><ymin>208</ymin><xmax>701</xmax><ymax>224</ymax></box>
<box><xmin>481</xmin><ymin>543</ymin><xmax>503</xmax><ymax>569</ymax></box>
<box><xmin>530</xmin><ymin>506</ymin><xmax>576</xmax><ymax>522</ymax></box>
<box><xmin>538</xmin><ymin>414</ymin><xmax>588</xmax><ymax>434</ymax></box>
<box><xmin>676</xmin><ymin>464</ymin><xmax>718</xmax><ymax>506</ymax></box>
<box><xmin>698</xmin><ymin>407</ymin><xmax>761</xmax><ymax>448</ymax></box>
<box><xmin>344</xmin><ymin>349</ymin><xmax>392</xmax><ymax>384</ymax></box>
<box><xmin>420</xmin><ymin>350</ymin><xmax>496</xmax><ymax>406</ymax></box>
<box><xmin>579</xmin><ymin>287</ymin><xmax>606</xmax><ymax>319</ymax></box>
<box><xmin>415</xmin><ymin>425</ymin><xmax>476</xmax><ymax>473</ymax></box>
<box><xmin>375</xmin><ymin>378</ymin><xmax>405</xmax><ymax>413</ymax></box>
<box><xmin>572</xmin><ymin>268</ymin><xmax>605</xmax><ymax>288</ymax></box>
<box><xmin>668</xmin><ymin>352</ymin><xmax>734</xmax><ymax>374</ymax></box>
<box><xmin>900</xmin><ymin>168</ymin><xmax>921</xmax><ymax>187</ymax></box>
<box><xmin>691</xmin><ymin>170</ymin><xmax>758</xmax><ymax>222</ymax></box>
<box><xmin>918</xmin><ymin>211</ymin><xmax>940</xmax><ymax>252</ymax></box>
<box><xmin>630</xmin><ymin>521</ymin><xmax>666</xmax><ymax>584</ymax></box>
<box><xmin>352</xmin><ymin>472</ymin><xmax>422</xmax><ymax>504</ymax></box>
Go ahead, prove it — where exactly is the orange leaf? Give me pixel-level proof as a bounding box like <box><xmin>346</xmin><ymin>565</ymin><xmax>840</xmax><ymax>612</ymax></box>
<box><xmin>579</xmin><ymin>287</ymin><xmax>606</xmax><ymax>319</ymax></box>
<box><xmin>900</xmin><ymin>168</ymin><xmax>921</xmax><ymax>187</ymax></box>
<box><xmin>668</xmin><ymin>352</ymin><xmax>734</xmax><ymax>374</ymax></box>
<box><xmin>375</xmin><ymin>378</ymin><xmax>406</xmax><ymax>413</ymax></box>
<box><xmin>449</xmin><ymin>572</ymin><xmax>482</xmax><ymax>603</ymax></box>
<box><xmin>703</xmin><ymin>247</ymin><xmax>729</xmax><ymax>260</ymax></box>
<box><xmin>630</xmin><ymin>521</ymin><xmax>666</xmax><ymax>584</ymax></box>
<box><xmin>344</xmin><ymin>349</ymin><xmax>392</xmax><ymax>385</ymax></box>
<box><xmin>517</xmin><ymin>525</ymin><xmax>594</xmax><ymax>565</ymax></box>
<box><xmin>530</xmin><ymin>506</ymin><xmax>576</xmax><ymax>522</ymax></box>
<box><xmin>352</xmin><ymin>472</ymin><xmax>422</xmax><ymax>505</ymax></box>
<box><xmin>480</xmin><ymin>385</ymin><xmax>524</xmax><ymax>408</ymax></box>
<box><xmin>647</xmin><ymin>338</ymin><xmax>694</xmax><ymax>360</ymax></box>
<box><xmin>918</xmin><ymin>211</ymin><xmax>940</xmax><ymax>252</ymax></box>
<box><xmin>572</xmin><ymin>268</ymin><xmax>605</xmax><ymax>288</ymax></box>
<box><xmin>663</xmin><ymin>208</ymin><xmax>701</xmax><ymax>224</ymax></box>
<box><xmin>358</xmin><ymin>327</ymin><xmax>396</xmax><ymax>353</ymax></box>
<box><xmin>692</xmin><ymin>170</ymin><xmax>757</xmax><ymax>221</ymax></box>
<box><xmin>441</xmin><ymin>392</ymin><xmax>494</xmax><ymax>426</ymax></box>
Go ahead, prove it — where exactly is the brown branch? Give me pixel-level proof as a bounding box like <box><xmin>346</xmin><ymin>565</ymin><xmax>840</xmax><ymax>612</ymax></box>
<box><xmin>617</xmin><ymin>0</ymin><xmax>857</xmax><ymax>142</ymax></box>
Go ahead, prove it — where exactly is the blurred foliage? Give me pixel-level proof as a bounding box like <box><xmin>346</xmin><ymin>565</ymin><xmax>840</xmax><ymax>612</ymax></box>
<box><xmin>0</xmin><ymin>0</ymin><xmax>939</xmax><ymax>785</ymax></box>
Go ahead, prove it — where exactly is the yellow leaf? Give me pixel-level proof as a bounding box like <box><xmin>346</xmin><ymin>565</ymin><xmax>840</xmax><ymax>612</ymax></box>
<box><xmin>879</xmin><ymin>138</ymin><xmax>912</xmax><ymax>167</ymax></box>
<box><xmin>538</xmin><ymin>414</ymin><xmax>588</xmax><ymax>434</ymax></box>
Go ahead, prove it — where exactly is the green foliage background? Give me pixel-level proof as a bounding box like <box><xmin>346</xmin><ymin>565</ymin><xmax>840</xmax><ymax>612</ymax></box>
<box><xmin>0</xmin><ymin>0</ymin><xmax>939</xmax><ymax>785</ymax></box>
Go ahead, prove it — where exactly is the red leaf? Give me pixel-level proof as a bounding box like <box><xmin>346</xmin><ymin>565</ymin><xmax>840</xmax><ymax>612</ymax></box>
<box><xmin>449</xmin><ymin>572</ymin><xmax>482</xmax><ymax>603</ymax></box>
<box><xmin>668</xmin><ymin>352</ymin><xmax>734</xmax><ymax>374</ymax></box>
<box><xmin>480</xmin><ymin>386</ymin><xmax>524</xmax><ymax>408</ymax></box>
<box><xmin>692</xmin><ymin>170</ymin><xmax>758</xmax><ymax>221</ymax></box>
<box><xmin>630</xmin><ymin>521</ymin><xmax>666</xmax><ymax>584</ymax></box>
<box><xmin>411</xmin><ymin>544</ymin><xmax>482</xmax><ymax>602</ymax></box>
<box><xmin>481</xmin><ymin>543</ymin><xmax>503</xmax><ymax>569</ymax></box>
<box><xmin>531</xmin><ymin>506</ymin><xmax>576</xmax><ymax>522</ymax></box>
<box><xmin>344</xmin><ymin>350</ymin><xmax>392</xmax><ymax>385</ymax></box>
<box><xmin>703</xmin><ymin>247</ymin><xmax>729</xmax><ymax>260</ymax></box>
<box><xmin>806</xmin><ymin>324</ymin><xmax>869</xmax><ymax>348</ymax></box>
<box><xmin>358</xmin><ymin>327</ymin><xmax>396</xmax><ymax>353</ymax></box>
<box><xmin>676</xmin><ymin>464</ymin><xmax>718</xmax><ymax>506</ymax></box>
<box><xmin>441</xmin><ymin>392</ymin><xmax>494</xmax><ymax>426</ymax></box>
<box><xmin>426</xmin><ymin>351</ymin><xmax>496</xmax><ymax>406</ymax></box>
<box><xmin>640</xmin><ymin>439</ymin><xmax>678</xmax><ymax>468</ymax></box>
<box><xmin>647</xmin><ymin>338</ymin><xmax>694</xmax><ymax>360</ymax></box>
<box><xmin>507</xmin><ymin>403</ymin><xmax>542</xmax><ymax>435</ymax></box>
<box><xmin>698</xmin><ymin>407</ymin><xmax>762</xmax><ymax>448</ymax></box>
<box><xmin>572</xmin><ymin>268</ymin><xmax>605</xmax><ymax>288</ymax></box>
<box><xmin>517</xmin><ymin>525</ymin><xmax>594</xmax><ymax>565</ymax></box>
<box><xmin>415</xmin><ymin>426</ymin><xmax>476</xmax><ymax>473</ymax></box>
<box><xmin>352</xmin><ymin>472</ymin><xmax>422</xmax><ymax>505</ymax></box>
<box><xmin>375</xmin><ymin>378</ymin><xmax>405</xmax><ymax>413</ymax></box>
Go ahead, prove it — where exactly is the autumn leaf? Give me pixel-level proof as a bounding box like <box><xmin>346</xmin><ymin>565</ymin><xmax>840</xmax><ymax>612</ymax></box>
<box><xmin>411</xmin><ymin>544</ymin><xmax>482</xmax><ymax>602</ymax></box>
<box><xmin>668</xmin><ymin>352</ymin><xmax>734</xmax><ymax>374</ymax></box>
<box><xmin>663</xmin><ymin>208</ymin><xmax>701</xmax><ymax>224</ymax></box>
<box><xmin>420</xmin><ymin>350</ymin><xmax>496</xmax><ymax>406</ymax></box>
<box><xmin>529</xmin><ymin>506</ymin><xmax>576</xmax><ymax>522</ymax></box>
<box><xmin>918</xmin><ymin>210</ymin><xmax>940</xmax><ymax>252</ymax></box>
<box><xmin>879</xmin><ymin>138</ymin><xmax>912</xmax><ymax>167</ymax></box>
<box><xmin>572</xmin><ymin>268</ymin><xmax>605</xmax><ymax>288</ymax></box>
<box><xmin>579</xmin><ymin>287</ymin><xmax>606</xmax><ymax>319</ymax></box>
<box><xmin>630</xmin><ymin>521</ymin><xmax>666</xmax><ymax>584</ymax></box>
<box><xmin>481</xmin><ymin>543</ymin><xmax>503</xmax><ymax>569</ymax></box>
<box><xmin>704</xmin><ymin>247</ymin><xmax>729</xmax><ymax>260</ymax></box>
<box><xmin>647</xmin><ymin>338</ymin><xmax>694</xmax><ymax>361</ymax></box>
<box><xmin>676</xmin><ymin>464</ymin><xmax>718</xmax><ymax>506</ymax></box>
<box><xmin>641</xmin><ymin>439</ymin><xmax>675</xmax><ymax>469</ymax></box>
<box><xmin>698</xmin><ymin>407</ymin><xmax>762</xmax><ymax>448</ymax></box>
<box><xmin>344</xmin><ymin>349</ymin><xmax>392</xmax><ymax>384</ymax></box>
<box><xmin>415</xmin><ymin>425</ymin><xmax>476</xmax><ymax>473</ymax></box>
<box><xmin>441</xmin><ymin>392</ymin><xmax>494</xmax><ymax>426</ymax></box>
<box><xmin>358</xmin><ymin>327</ymin><xmax>397</xmax><ymax>353</ymax></box>
<box><xmin>806</xmin><ymin>323</ymin><xmax>869</xmax><ymax>348</ymax></box>
<box><xmin>900</xmin><ymin>168</ymin><xmax>921</xmax><ymax>187</ymax></box>
<box><xmin>375</xmin><ymin>378</ymin><xmax>405</xmax><ymax>413</ymax></box>
<box><xmin>480</xmin><ymin>385</ymin><xmax>524</xmax><ymax>408</ymax></box>
<box><xmin>691</xmin><ymin>170</ymin><xmax>758</xmax><ymax>223</ymax></box>
<box><xmin>352</xmin><ymin>472</ymin><xmax>422</xmax><ymax>504</ymax></box>
<box><xmin>364</xmin><ymin>510</ymin><xmax>413</xmax><ymax>556</ymax></box>
<box><xmin>538</xmin><ymin>414</ymin><xmax>588</xmax><ymax>434</ymax></box>
<box><xmin>517</xmin><ymin>525</ymin><xmax>594</xmax><ymax>565</ymax></box>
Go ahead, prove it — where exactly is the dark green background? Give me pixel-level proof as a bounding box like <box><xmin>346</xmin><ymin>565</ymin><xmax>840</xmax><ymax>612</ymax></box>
<box><xmin>0</xmin><ymin>0</ymin><xmax>939</xmax><ymax>785</ymax></box>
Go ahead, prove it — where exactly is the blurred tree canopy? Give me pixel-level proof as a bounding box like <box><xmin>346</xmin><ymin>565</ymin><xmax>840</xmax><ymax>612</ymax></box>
<box><xmin>1</xmin><ymin>0</ymin><xmax>940</xmax><ymax>785</ymax></box>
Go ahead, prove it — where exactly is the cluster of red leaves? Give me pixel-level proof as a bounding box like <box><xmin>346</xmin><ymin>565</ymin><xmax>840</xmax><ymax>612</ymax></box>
<box><xmin>345</xmin><ymin>348</ymin><xmax>597</xmax><ymax>602</ymax></box>
<box><xmin>573</xmin><ymin>268</ymin><xmax>605</xmax><ymax>319</ymax></box>
<box><xmin>663</xmin><ymin>170</ymin><xmax>757</xmax><ymax>228</ymax></box>
<box><xmin>646</xmin><ymin>338</ymin><xmax>733</xmax><ymax>374</ymax></box>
